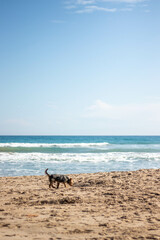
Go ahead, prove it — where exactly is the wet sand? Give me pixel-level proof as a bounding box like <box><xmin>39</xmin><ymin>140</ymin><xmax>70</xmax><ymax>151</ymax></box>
<box><xmin>0</xmin><ymin>169</ymin><xmax>160</xmax><ymax>240</ymax></box>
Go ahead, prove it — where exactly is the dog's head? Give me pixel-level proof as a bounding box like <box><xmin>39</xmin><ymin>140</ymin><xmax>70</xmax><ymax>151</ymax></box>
<box><xmin>68</xmin><ymin>178</ymin><xmax>73</xmax><ymax>186</ymax></box>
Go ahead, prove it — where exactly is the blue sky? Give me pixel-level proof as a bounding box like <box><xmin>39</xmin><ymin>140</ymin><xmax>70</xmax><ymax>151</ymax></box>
<box><xmin>0</xmin><ymin>0</ymin><xmax>160</xmax><ymax>135</ymax></box>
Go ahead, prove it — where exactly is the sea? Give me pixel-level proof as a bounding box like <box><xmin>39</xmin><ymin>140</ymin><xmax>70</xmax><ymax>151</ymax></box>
<box><xmin>0</xmin><ymin>135</ymin><xmax>160</xmax><ymax>177</ymax></box>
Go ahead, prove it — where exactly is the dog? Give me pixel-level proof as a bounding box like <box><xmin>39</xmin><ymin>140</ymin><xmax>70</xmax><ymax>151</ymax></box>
<box><xmin>45</xmin><ymin>168</ymin><xmax>73</xmax><ymax>189</ymax></box>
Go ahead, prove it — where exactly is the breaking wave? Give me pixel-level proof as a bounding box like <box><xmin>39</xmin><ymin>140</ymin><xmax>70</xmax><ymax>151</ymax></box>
<box><xmin>0</xmin><ymin>142</ymin><xmax>109</xmax><ymax>148</ymax></box>
<box><xmin>0</xmin><ymin>152</ymin><xmax>160</xmax><ymax>163</ymax></box>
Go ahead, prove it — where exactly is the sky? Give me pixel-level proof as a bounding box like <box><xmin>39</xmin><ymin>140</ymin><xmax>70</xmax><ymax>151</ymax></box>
<box><xmin>0</xmin><ymin>0</ymin><xmax>160</xmax><ymax>135</ymax></box>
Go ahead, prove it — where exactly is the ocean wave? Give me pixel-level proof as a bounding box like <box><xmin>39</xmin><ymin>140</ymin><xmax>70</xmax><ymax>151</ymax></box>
<box><xmin>1</xmin><ymin>152</ymin><xmax>160</xmax><ymax>163</ymax></box>
<box><xmin>0</xmin><ymin>142</ymin><xmax>110</xmax><ymax>148</ymax></box>
<box><xmin>1</xmin><ymin>143</ymin><xmax>160</xmax><ymax>154</ymax></box>
<box><xmin>1</xmin><ymin>142</ymin><xmax>160</xmax><ymax>149</ymax></box>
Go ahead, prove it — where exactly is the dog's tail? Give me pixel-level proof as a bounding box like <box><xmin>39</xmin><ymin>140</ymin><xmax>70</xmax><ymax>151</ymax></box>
<box><xmin>45</xmin><ymin>168</ymin><xmax>50</xmax><ymax>176</ymax></box>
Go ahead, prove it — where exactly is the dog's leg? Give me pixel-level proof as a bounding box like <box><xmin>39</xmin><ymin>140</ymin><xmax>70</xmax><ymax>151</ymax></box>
<box><xmin>63</xmin><ymin>182</ymin><xmax>67</xmax><ymax>188</ymax></box>
<box><xmin>57</xmin><ymin>182</ymin><xmax>60</xmax><ymax>189</ymax></box>
<box><xmin>51</xmin><ymin>179</ymin><xmax>56</xmax><ymax>188</ymax></box>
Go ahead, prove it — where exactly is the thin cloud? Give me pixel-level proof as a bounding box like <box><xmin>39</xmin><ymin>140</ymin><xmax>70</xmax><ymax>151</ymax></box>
<box><xmin>76</xmin><ymin>5</ymin><xmax>117</xmax><ymax>13</ymax></box>
<box><xmin>84</xmin><ymin>99</ymin><xmax>160</xmax><ymax>121</ymax></box>
<box><xmin>65</xmin><ymin>0</ymin><xmax>149</xmax><ymax>13</ymax></box>
<box><xmin>102</xmin><ymin>0</ymin><xmax>146</xmax><ymax>2</ymax></box>
<box><xmin>6</xmin><ymin>119</ymin><xmax>32</xmax><ymax>127</ymax></box>
<box><xmin>65</xmin><ymin>5</ymin><xmax>76</xmax><ymax>9</ymax></box>
<box><xmin>76</xmin><ymin>0</ymin><xmax>96</xmax><ymax>4</ymax></box>
<box><xmin>120</xmin><ymin>7</ymin><xmax>133</xmax><ymax>11</ymax></box>
<box><xmin>47</xmin><ymin>101</ymin><xmax>58</xmax><ymax>109</ymax></box>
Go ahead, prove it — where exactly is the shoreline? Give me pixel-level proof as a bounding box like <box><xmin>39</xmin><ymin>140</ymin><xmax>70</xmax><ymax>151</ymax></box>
<box><xmin>0</xmin><ymin>169</ymin><xmax>160</xmax><ymax>239</ymax></box>
<box><xmin>1</xmin><ymin>167</ymin><xmax>159</xmax><ymax>178</ymax></box>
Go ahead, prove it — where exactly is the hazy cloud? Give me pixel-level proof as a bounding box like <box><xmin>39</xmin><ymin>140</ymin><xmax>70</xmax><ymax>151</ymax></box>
<box><xmin>76</xmin><ymin>0</ymin><xmax>96</xmax><ymax>4</ymax></box>
<box><xmin>84</xmin><ymin>99</ymin><xmax>160</xmax><ymax>121</ymax></box>
<box><xmin>102</xmin><ymin>0</ymin><xmax>146</xmax><ymax>2</ymax></box>
<box><xmin>65</xmin><ymin>0</ymin><xmax>149</xmax><ymax>13</ymax></box>
<box><xmin>6</xmin><ymin>119</ymin><xmax>32</xmax><ymax>127</ymax></box>
<box><xmin>47</xmin><ymin>101</ymin><xmax>58</xmax><ymax>109</ymax></box>
<box><xmin>76</xmin><ymin>5</ymin><xmax>117</xmax><ymax>13</ymax></box>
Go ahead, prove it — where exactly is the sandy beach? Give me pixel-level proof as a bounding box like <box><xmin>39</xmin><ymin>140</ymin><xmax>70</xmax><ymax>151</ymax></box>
<box><xmin>0</xmin><ymin>169</ymin><xmax>160</xmax><ymax>240</ymax></box>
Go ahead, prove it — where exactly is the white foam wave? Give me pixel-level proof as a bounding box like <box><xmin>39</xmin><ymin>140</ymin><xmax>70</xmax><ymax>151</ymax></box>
<box><xmin>0</xmin><ymin>142</ymin><xmax>109</xmax><ymax>148</ymax></box>
<box><xmin>0</xmin><ymin>152</ymin><xmax>160</xmax><ymax>163</ymax></box>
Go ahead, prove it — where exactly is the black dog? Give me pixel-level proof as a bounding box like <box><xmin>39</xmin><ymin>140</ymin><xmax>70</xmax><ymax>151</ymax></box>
<box><xmin>45</xmin><ymin>168</ymin><xmax>73</xmax><ymax>189</ymax></box>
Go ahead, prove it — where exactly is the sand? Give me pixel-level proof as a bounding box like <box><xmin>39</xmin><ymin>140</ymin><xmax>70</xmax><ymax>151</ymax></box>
<box><xmin>0</xmin><ymin>169</ymin><xmax>160</xmax><ymax>240</ymax></box>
